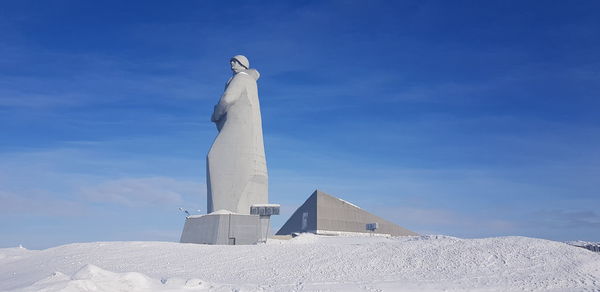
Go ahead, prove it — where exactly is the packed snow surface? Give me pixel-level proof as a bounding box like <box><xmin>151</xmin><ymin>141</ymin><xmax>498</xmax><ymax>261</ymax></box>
<box><xmin>2</xmin><ymin>234</ymin><xmax>600</xmax><ymax>291</ymax></box>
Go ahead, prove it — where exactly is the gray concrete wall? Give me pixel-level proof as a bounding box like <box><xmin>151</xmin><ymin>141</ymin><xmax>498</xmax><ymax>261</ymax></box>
<box><xmin>228</xmin><ymin>214</ymin><xmax>260</xmax><ymax>245</ymax></box>
<box><xmin>276</xmin><ymin>190</ymin><xmax>418</xmax><ymax>236</ymax></box>
<box><xmin>316</xmin><ymin>191</ymin><xmax>418</xmax><ymax>236</ymax></box>
<box><xmin>275</xmin><ymin>191</ymin><xmax>317</xmax><ymax>235</ymax></box>
<box><xmin>180</xmin><ymin>214</ymin><xmax>228</xmax><ymax>244</ymax></box>
<box><xmin>180</xmin><ymin>213</ymin><xmax>262</xmax><ymax>245</ymax></box>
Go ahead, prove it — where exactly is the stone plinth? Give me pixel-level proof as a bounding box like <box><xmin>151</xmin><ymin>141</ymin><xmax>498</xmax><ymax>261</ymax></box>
<box><xmin>180</xmin><ymin>211</ymin><xmax>261</xmax><ymax>245</ymax></box>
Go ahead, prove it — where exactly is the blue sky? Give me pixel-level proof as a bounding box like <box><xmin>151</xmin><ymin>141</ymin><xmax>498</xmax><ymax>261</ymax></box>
<box><xmin>1</xmin><ymin>1</ymin><xmax>599</xmax><ymax>249</ymax></box>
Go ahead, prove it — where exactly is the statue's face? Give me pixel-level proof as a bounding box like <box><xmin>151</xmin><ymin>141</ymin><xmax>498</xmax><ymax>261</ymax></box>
<box><xmin>230</xmin><ymin>60</ymin><xmax>245</xmax><ymax>73</ymax></box>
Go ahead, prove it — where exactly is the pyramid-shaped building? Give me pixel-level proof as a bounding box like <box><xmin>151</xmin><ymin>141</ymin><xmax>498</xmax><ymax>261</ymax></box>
<box><xmin>276</xmin><ymin>190</ymin><xmax>418</xmax><ymax>236</ymax></box>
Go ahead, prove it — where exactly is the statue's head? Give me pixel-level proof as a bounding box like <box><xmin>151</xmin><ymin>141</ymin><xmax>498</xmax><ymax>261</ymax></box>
<box><xmin>230</xmin><ymin>55</ymin><xmax>249</xmax><ymax>74</ymax></box>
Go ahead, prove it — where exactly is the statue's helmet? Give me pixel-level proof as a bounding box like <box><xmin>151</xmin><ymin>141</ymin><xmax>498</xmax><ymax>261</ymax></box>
<box><xmin>231</xmin><ymin>55</ymin><xmax>249</xmax><ymax>69</ymax></box>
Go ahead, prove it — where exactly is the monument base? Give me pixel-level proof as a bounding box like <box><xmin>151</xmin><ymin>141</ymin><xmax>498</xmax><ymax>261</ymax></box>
<box><xmin>180</xmin><ymin>211</ymin><xmax>266</xmax><ymax>245</ymax></box>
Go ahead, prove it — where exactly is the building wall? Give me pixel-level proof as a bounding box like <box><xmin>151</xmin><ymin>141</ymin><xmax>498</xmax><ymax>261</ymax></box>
<box><xmin>180</xmin><ymin>213</ymin><xmax>261</xmax><ymax>245</ymax></box>
<box><xmin>275</xmin><ymin>192</ymin><xmax>317</xmax><ymax>235</ymax></box>
<box><xmin>276</xmin><ymin>190</ymin><xmax>418</xmax><ymax>236</ymax></box>
<box><xmin>316</xmin><ymin>191</ymin><xmax>418</xmax><ymax>236</ymax></box>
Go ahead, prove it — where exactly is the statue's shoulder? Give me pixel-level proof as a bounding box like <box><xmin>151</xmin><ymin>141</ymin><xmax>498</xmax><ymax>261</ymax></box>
<box><xmin>238</xmin><ymin>69</ymin><xmax>260</xmax><ymax>81</ymax></box>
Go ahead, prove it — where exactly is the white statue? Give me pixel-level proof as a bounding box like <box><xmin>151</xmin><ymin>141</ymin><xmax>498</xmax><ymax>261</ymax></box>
<box><xmin>207</xmin><ymin>55</ymin><xmax>268</xmax><ymax>214</ymax></box>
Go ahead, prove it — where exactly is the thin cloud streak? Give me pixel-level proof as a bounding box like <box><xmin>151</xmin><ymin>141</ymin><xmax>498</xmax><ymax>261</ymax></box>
<box><xmin>81</xmin><ymin>177</ymin><xmax>203</xmax><ymax>207</ymax></box>
<box><xmin>0</xmin><ymin>190</ymin><xmax>86</xmax><ymax>217</ymax></box>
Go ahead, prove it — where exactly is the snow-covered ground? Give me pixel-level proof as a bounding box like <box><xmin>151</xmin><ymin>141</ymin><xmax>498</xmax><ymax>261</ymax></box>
<box><xmin>2</xmin><ymin>234</ymin><xmax>600</xmax><ymax>292</ymax></box>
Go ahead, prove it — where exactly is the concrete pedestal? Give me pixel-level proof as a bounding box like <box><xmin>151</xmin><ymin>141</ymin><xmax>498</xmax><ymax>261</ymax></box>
<box><xmin>180</xmin><ymin>204</ymin><xmax>279</xmax><ymax>245</ymax></box>
<box><xmin>180</xmin><ymin>211</ymin><xmax>261</xmax><ymax>245</ymax></box>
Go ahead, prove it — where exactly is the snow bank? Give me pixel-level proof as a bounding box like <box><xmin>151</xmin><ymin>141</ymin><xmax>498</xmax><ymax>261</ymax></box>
<box><xmin>2</xmin><ymin>235</ymin><xmax>599</xmax><ymax>291</ymax></box>
<box><xmin>7</xmin><ymin>264</ymin><xmax>215</xmax><ymax>292</ymax></box>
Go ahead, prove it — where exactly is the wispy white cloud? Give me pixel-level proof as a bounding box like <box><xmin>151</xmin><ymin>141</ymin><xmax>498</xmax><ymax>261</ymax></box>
<box><xmin>0</xmin><ymin>145</ymin><xmax>206</xmax><ymax>215</ymax></box>
<box><xmin>0</xmin><ymin>189</ymin><xmax>86</xmax><ymax>217</ymax></box>
<box><xmin>534</xmin><ymin>209</ymin><xmax>600</xmax><ymax>229</ymax></box>
<box><xmin>80</xmin><ymin>177</ymin><xmax>203</xmax><ymax>207</ymax></box>
<box><xmin>0</xmin><ymin>47</ymin><xmax>219</xmax><ymax>111</ymax></box>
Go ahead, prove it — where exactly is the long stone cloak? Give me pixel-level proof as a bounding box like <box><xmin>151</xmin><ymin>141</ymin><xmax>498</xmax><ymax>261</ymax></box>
<box><xmin>207</xmin><ymin>69</ymin><xmax>268</xmax><ymax>214</ymax></box>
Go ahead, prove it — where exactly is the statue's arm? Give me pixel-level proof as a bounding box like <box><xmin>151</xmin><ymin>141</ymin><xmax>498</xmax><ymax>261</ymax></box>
<box><xmin>211</xmin><ymin>75</ymin><xmax>244</xmax><ymax>123</ymax></box>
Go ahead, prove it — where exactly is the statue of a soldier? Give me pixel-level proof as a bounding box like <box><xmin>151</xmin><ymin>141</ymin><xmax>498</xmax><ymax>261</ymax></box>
<box><xmin>207</xmin><ymin>55</ymin><xmax>268</xmax><ymax>214</ymax></box>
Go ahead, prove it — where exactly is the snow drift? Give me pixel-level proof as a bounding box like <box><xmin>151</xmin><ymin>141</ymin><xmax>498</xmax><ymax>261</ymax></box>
<box><xmin>2</xmin><ymin>234</ymin><xmax>599</xmax><ymax>291</ymax></box>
